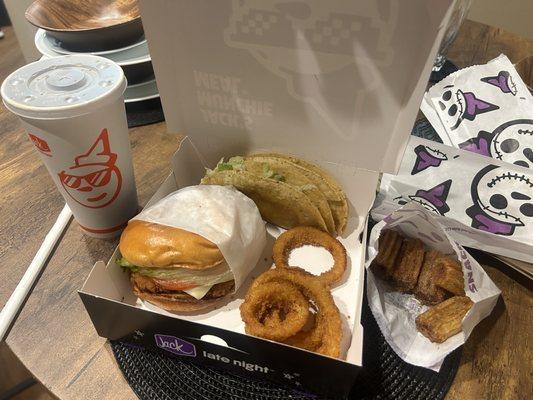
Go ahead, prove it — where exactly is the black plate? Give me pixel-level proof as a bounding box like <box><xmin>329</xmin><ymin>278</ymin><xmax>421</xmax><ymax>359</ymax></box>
<box><xmin>123</xmin><ymin>60</ymin><xmax>154</xmax><ymax>85</ymax></box>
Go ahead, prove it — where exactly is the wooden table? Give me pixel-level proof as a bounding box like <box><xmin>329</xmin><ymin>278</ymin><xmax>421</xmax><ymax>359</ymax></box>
<box><xmin>0</xmin><ymin>20</ymin><xmax>531</xmax><ymax>400</ymax></box>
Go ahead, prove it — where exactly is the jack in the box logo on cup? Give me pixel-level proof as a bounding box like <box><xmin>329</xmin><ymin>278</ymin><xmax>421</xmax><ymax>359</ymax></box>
<box><xmin>28</xmin><ymin>133</ymin><xmax>52</xmax><ymax>156</ymax></box>
<box><xmin>58</xmin><ymin>128</ymin><xmax>122</xmax><ymax>209</ymax></box>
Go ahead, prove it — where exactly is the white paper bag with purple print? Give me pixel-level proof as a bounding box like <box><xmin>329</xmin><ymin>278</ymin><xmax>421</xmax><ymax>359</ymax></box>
<box><xmin>373</xmin><ymin>136</ymin><xmax>533</xmax><ymax>263</ymax></box>
<box><xmin>421</xmin><ymin>54</ymin><xmax>533</xmax><ymax>168</ymax></box>
<box><xmin>366</xmin><ymin>203</ymin><xmax>500</xmax><ymax>371</ymax></box>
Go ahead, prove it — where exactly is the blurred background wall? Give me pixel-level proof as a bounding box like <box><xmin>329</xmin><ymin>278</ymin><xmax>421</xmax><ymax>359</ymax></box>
<box><xmin>3</xmin><ymin>0</ymin><xmax>39</xmax><ymax>61</ymax></box>
<box><xmin>1</xmin><ymin>0</ymin><xmax>533</xmax><ymax>63</ymax></box>
<box><xmin>469</xmin><ymin>0</ymin><xmax>533</xmax><ymax>40</ymax></box>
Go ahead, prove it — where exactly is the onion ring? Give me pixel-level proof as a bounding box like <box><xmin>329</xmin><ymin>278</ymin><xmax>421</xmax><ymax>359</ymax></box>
<box><xmin>247</xmin><ymin>267</ymin><xmax>341</xmax><ymax>358</ymax></box>
<box><xmin>282</xmin><ymin>306</ymin><xmax>323</xmax><ymax>351</ymax></box>
<box><xmin>273</xmin><ymin>226</ymin><xmax>347</xmax><ymax>287</ymax></box>
<box><xmin>240</xmin><ymin>281</ymin><xmax>310</xmax><ymax>341</ymax></box>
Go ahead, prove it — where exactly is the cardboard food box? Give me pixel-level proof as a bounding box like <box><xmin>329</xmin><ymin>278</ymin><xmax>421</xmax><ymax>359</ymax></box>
<box><xmin>80</xmin><ymin>1</ymin><xmax>455</xmax><ymax>397</ymax></box>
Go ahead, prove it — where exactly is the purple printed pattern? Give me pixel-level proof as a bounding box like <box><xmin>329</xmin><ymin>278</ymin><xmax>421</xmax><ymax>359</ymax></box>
<box><xmin>459</xmin><ymin>119</ymin><xmax>533</xmax><ymax>168</ymax></box>
<box><xmin>459</xmin><ymin>130</ymin><xmax>493</xmax><ymax>157</ymax></box>
<box><xmin>155</xmin><ymin>334</ymin><xmax>196</xmax><ymax>357</ymax></box>
<box><xmin>411</xmin><ymin>145</ymin><xmax>448</xmax><ymax>175</ymax></box>
<box><xmin>438</xmin><ymin>88</ymin><xmax>499</xmax><ymax>131</ymax></box>
<box><xmin>465</xmin><ymin>210</ymin><xmax>514</xmax><ymax>235</ymax></box>
<box><xmin>480</xmin><ymin>70</ymin><xmax>517</xmax><ymax>95</ymax></box>
<box><xmin>467</xmin><ymin>165</ymin><xmax>533</xmax><ymax>235</ymax></box>
<box><xmin>417</xmin><ymin>230</ymin><xmax>446</xmax><ymax>244</ymax></box>
<box><xmin>462</xmin><ymin>91</ymin><xmax>499</xmax><ymax>122</ymax></box>
<box><xmin>407</xmin><ymin>180</ymin><xmax>452</xmax><ymax>216</ymax></box>
<box><xmin>401</xmin><ymin>220</ymin><xmax>445</xmax><ymax>244</ymax></box>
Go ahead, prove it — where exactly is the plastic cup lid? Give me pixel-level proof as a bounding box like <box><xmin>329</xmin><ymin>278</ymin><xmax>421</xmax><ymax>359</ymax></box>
<box><xmin>1</xmin><ymin>55</ymin><xmax>126</xmax><ymax>119</ymax></box>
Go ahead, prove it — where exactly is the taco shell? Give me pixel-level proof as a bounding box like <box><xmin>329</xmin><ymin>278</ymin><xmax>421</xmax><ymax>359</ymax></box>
<box><xmin>242</xmin><ymin>157</ymin><xmax>335</xmax><ymax>234</ymax></box>
<box><xmin>201</xmin><ymin>169</ymin><xmax>327</xmax><ymax>231</ymax></box>
<box><xmin>253</xmin><ymin>153</ymin><xmax>349</xmax><ymax>233</ymax></box>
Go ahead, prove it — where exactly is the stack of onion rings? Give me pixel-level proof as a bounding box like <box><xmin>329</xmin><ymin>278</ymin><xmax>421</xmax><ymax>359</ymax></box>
<box><xmin>240</xmin><ymin>280</ymin><xmax>310</xmax><ymax>341</ymax></box>
<box><xmin>273</xmin><ymin>226</ymin><xmax>347</xmax><ymax>287</ymax></box>
<box><xmin>240</xmin><ymin>267</ymin><xmax>341</xmax><ymax>358</ymax></box>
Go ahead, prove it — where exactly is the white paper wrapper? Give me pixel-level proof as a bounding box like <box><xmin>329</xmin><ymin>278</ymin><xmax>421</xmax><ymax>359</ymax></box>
<box><xmin>132</xmin><ymin>185</ymin><xmax>267</xmax><ymax>289</ymax></box>
<box><xmin>366</xmin><ymin>203</ymin><xmax>500</xmax><ymax>371</ymax></box>
<box><xmin>421</xmin><ymin>54</ymin><xmax>533</xmax><ymax>168</ymax></box>
<box><xmin>373</xmin><ymin>136</ymin><xmax>533</xmax><ymax>263</ymax></box>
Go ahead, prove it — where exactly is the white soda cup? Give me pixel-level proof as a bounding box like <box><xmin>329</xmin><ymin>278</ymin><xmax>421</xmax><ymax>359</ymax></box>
<box><xmin>1</xmin><ymin>55</ymin><xmax>138</xmax><ymax>238</ymax></box>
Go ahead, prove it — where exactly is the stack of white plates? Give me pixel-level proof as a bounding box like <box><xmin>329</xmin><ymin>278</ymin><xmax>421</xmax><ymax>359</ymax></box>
<box><xmin>35</xmin><ymin>29</ymin><xmax>158</xmax><ymax>104</ymax></box>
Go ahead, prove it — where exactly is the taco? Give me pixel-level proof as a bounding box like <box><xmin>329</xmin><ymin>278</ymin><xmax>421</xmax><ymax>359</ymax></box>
<box><xmin>201</xmin><ymin>159</ymin><xmax>327</xmax><ymax>231</ymax></box>
<box><xmin>241</xmin><ymin>156</ymin><xmax>335</xmax><ymax>234</ymax></box>
<box><xmin>253</xmin><ymin>153</ymin><xmax>349</xmax><ymax>233</ymax></box>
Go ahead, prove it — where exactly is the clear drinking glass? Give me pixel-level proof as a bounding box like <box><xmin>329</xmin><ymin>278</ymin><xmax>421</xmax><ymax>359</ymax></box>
<box><xmin>433</xmin><ymin>0</ymin><xmax>472</xmax><ymax>71</ymax></box>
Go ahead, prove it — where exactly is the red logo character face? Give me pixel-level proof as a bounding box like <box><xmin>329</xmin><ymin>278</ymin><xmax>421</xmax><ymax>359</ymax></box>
<box><xmin>29</xmin><ymin>133</ymin><xmax>52</xmax><ymax>156</ymax></box>
<box><xmin>58</xmin><ymin>129</ymin><xmax>122</xmax><ymax>209</ymax></box>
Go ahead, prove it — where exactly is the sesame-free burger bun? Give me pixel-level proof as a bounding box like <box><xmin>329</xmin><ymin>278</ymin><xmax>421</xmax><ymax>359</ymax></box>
<box><xmin>119</xmin><ymin>220</ymin><xmax>224</xmax><ymax>270</ymax></box>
